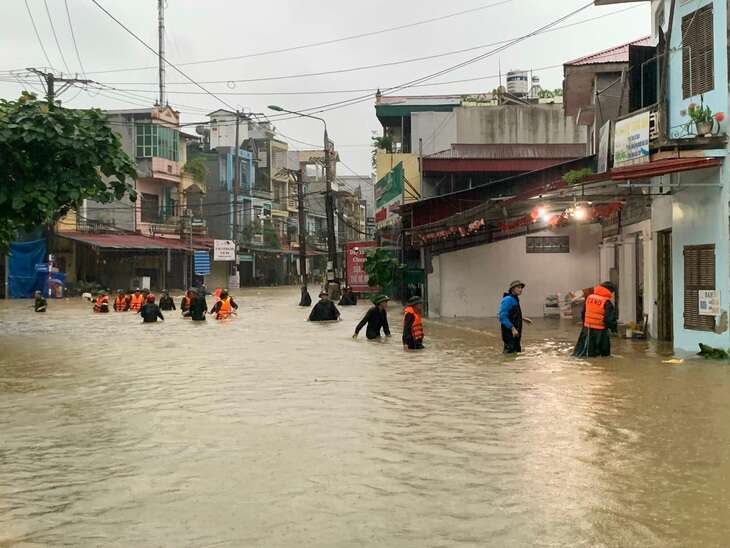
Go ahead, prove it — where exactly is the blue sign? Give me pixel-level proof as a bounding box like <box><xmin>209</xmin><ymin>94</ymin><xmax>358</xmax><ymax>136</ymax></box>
<box><xmin>35</xmin><ymin>263</ymin><xmax>49</xmax><ymax>273</ymax></box>
<box><xmin>194</xmin><ymin>251</ymin><xmax>211</xmax><ymax>276</ymax></box>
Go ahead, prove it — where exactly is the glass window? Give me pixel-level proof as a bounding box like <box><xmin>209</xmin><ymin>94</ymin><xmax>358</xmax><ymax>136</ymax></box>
<box><xmin>136</xmin><ymin>124</ymin><xmax>179</xmax><ymax>161</ymax></box>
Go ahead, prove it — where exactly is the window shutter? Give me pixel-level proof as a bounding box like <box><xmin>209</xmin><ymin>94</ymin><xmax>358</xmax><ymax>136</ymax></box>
<box><xmin>683</xmin><ymin>244</ymin><xmax>715</xmax><ymax>331</ymax></box>
<box><xmin>682</xmin><ymin>5</ymin><xmax>715</xmax><ymax>99</ymax></box>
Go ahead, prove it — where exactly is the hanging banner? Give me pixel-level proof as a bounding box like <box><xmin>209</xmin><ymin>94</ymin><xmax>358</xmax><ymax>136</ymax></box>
<box><xmin>614</xmin><ymin>111</ymin><xmax>650</xmax><ymax>167</ymax></box>
<box><xmin>344</xmin><ymin>241</ymin><xmax>378</xmax><ymax>292</ymax></box>
<box><xmin>375</xmin><ymin>162</ymin><xmax>404</xmax><ymax>229</ymax></box>
<box><xmin>213</xmin><ymin>239</ymin><xmax>236</xmax><ymax>261</ymax></box>
<box><xmin>194</xmin><ymin>251</ymin><xmax>211</xmax><ymax>276</ymax></box>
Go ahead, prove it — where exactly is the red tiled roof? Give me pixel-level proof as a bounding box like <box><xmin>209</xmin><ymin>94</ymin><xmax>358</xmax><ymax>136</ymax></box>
<box><xmin>566</xmin><ymin>37</ymin><xmax>651</xmax><ymax>66</ymax></box>
<box><xmin>58</xmin><ymin>231</ymin><xmax>210</xmax><ymax>251</ymax></box>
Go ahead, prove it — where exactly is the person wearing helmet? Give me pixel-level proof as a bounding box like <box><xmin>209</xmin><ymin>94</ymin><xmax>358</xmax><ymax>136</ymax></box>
<box><xmin>339</xmin><ymin>286</ymin><xmax>358</xmax><ymax>306</ymax></box>
<box><xmin>308</xmin><ymin>290</ymin><xmax>341</xmax><ymax>322</ymax></box>
<box><xmin>139</xmin><ymin>293</ymin><xmax>164</xmax><ymax>323</ymax></box>
<box><xmin>129</xmin><ymin>288</ymin><xmax>144</xmax><ymax>312</ymax></box>
<box><xmin>353</xmin><ymin>295</ymin><xmax>390</xmax><ymax>340</ymax></box>
<box><xmin>187</xmin><ymin>288</ymin><xmax>208</xmax><ymax>321</ymax></box>
<box><xmin>113</xmin><ymin>289</ymin><xmax>130</xmax><ymax>312</ymax></box>
<box><xmin>159</xmin><ymin>289</ymin><xmax>175</xmax><ymax>311</ymax></box>
<box><xmin>210</xmin><ymin>290</ymin><xmax>238</xmax><ymax>320</ymax></box>
<box><xmin>574</xmin><ymin>281</ymin><xmax>618</xmax><ymax>357</ymax></box>
<box><xmin>498</xmin><ymin>280</ymin><xmax>532</xmax><ymax>354</ymax></box>
<box><xmin>33</xmin><ymin>290</ymin><xmax>48</xmax><ymax>313</ymax></box>
<box><xmin>402</xmin><ymin>296</ymin><xmax>425</xmax><ymax>350</ymax></box>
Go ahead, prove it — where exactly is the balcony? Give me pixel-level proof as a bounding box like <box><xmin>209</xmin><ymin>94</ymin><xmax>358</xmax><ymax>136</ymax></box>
<box><xmin>136</xmin><ymin>157</ymin><xmax>182</xmax><ymax>183</ymax></box>
<box><xmin>288</xmin><ymin>197</ymin><xmax>298</xmax><ymax>213</ymax></box>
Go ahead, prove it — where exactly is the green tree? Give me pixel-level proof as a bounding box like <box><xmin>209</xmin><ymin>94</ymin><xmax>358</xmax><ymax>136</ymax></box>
<box><xmin>183</xmin><ymin>156</ymin><xmax>208</xmax><ymax>183</ymax></box>
<box><xmin>371</xmin><ymin>133</ymin><xmax>394</xmax><ymax>169</ymax></box>
<box><xmin>0</xmin><ymin>93</ymin><xmax>137</xmax><ymax>250</ymax></box>
<box><xmin>364</xmin><ymin>247</ymin><xmax>404</xmax><ymax>289</ymax></box>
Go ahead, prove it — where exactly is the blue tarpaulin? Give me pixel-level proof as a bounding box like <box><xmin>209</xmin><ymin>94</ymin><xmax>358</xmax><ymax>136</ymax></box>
<box><xmin>8</xmin><ymin>239</ymin><xmax>46</xmax><ymax>298</ymax></box>
<box><xmin>194</xmin><ymin>250</ymin><xmax>211</xmax><ymax>276</ymax></box>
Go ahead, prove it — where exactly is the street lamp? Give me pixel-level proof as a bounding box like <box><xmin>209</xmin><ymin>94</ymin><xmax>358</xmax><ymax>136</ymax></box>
<box><xmin>268</xmin><ymin>105</ymin><xmax>339</xmax><ymax>293</ymax></box>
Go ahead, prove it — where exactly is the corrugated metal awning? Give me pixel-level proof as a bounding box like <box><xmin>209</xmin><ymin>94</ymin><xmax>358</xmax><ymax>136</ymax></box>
<box><xmin>609</xmin><ymin>157</ymin><xmax>723</xmax><ymax>180</ymax></box>
<box><xmin>57</xmin><ymin>231</ymin><xmax>209</xmax><ymax>251</ymax></box>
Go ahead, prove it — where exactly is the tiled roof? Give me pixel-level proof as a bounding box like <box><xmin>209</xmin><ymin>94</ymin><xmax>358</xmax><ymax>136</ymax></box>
<box><xmin>566</xmin><ymin>37</ymin><xmax>652</xmax><ymax>66</ymax></box>
<box><xmin>58</xmin><ymin>231</ymin><xmax>211</xmax><ymax>250</ymax></box>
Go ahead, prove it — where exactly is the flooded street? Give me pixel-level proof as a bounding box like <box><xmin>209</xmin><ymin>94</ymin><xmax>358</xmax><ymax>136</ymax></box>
<box><xmin>2</xmin><ymin>287</ymin><xmax>730</xmax><ymax>547</ymax></box>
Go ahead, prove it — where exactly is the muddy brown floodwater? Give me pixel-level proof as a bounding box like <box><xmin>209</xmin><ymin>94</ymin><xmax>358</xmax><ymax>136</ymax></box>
<box><xmin>1</xmin><ymin>287</ymin><xmax>730</xmax><ymax>547</ymax></box>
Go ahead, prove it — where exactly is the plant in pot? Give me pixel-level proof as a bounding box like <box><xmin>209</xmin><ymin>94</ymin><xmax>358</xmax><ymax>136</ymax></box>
<box><xmin>686</xmin><ymin>96</ymin><xmax>725</xmax><ymax>136</ymax></box>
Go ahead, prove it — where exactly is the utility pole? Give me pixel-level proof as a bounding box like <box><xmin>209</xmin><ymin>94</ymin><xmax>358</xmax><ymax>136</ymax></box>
<box><xmin>27</xmin><ymin>68</ymin><xmax>92</xmax><ymax>106</ymax></box>
<box><xmin>296</xmin><ymin>170</ymin><xmax>308</xmax><ymax>291</ymax></box>
<box><xmin>232</xmin><ymin>110</ymin><xmax>241</xmax><ymax>283</ymax></box>
<box><xmin>158</xmin><ymin>0</ymin><xmax>166</xmax><ymax>105</ymax></box>
<box><xmin>323</xmin><ymin>129</ymin><xmax>339</xmax><ymax>288</ymax></box>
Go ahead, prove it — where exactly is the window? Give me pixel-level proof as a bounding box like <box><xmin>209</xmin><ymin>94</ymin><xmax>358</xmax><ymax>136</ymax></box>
<box><xmin>683</xmin><ymin>244</ymin><xmax>715</xmax><ymax>331</ymax></box>
<box><xmin>526</xmin><ymin>236</ymin><xmax>570</xmax><ymax>254</ymax></box>
<box><xmin>682</xmin><ymin>4</ymin><xmax>714</xmax><ymax>98</ymax></box>
<box><xmin>140</xmin><ymin>193</ymin><xmax>159</xmax><ymax>223</ymax></box>
<box><xmin>135</xmin><ymin>124</ymin><xmax>180</xmax><ymax>161</ymax></box>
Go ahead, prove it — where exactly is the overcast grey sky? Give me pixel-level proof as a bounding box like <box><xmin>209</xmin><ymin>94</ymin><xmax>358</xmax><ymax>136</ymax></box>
<box><xmin>1</xmin><ymin>0</ymin><xmax>651</xmax><ymax>174</ymax></box>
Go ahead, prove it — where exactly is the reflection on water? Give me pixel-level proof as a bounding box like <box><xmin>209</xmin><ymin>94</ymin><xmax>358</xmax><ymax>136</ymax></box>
<box><xmin>1</xmin><ymin>288</ymin><xmax>729</xmax><ymax>546</ymax></box>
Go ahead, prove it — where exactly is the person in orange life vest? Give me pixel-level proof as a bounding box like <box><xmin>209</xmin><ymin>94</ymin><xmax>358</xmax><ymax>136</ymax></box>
<box><xmin>139</xmin><ymin>294</ymin><xmax>165</xmax><ymax>323</ymax></box>
<box><xmin>129</xmin><ymin>288</ymin><xmax>145</xmax><ymax>312</ymax></box>
<box><xmin>113</xmin><ymin>289</ymin><xmax>129</xmax><ymax>311</ymax></box>
<box><xmin>573</xmin><ymin>281</ymin><xmax>618</xmax><ymax>358</ymax></box>
<box><xmin>93</xmin><ymin>291</ymin><xmax>110</xmax><ymax>313</ymax></box>
<box><xmin>180</xmin><ymin>289</ymin><xmax>193</xmax><ymax>315</ymax></box>
<box><xmin>210</xmin><ymin>290</ymin><xmax>238</xmax><ymax>320</ymax></box>
<box><xmin>403</xmin><ymin>296</ymin><xmax>425</xmax><ymax>350</ymax></box>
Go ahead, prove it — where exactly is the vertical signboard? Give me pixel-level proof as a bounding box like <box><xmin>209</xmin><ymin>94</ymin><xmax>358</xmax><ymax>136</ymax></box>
<box><xmin>613</xmin><ymin>111</ymin><xmax>650</xmax><ymax>167</ymax></box>
<box><xmin>344</xmin><ymin>241</ymin><xmax>378</xmax><ymax>292</ymax></box>
<box><xmin>375</xmin><ymin>162</ymin><xmax>404</xmax><ymax>228</ymax></box>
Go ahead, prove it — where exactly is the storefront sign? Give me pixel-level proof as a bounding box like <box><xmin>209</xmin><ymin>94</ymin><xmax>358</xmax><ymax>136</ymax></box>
<box><xmin>597</xmin><ymin>121</ymin><xmax>611</xmax><ymax>173</ymax></box>
<box><xmin>238</xmin><ymin>254</ymin><xmax>254</xmax><ymax>263</ymax></box>
<box><xmin>344</xmin><ymin>241</ymin><xmax>377</xmax><ymax>292</ymax></box>
<box><xmin>194</xmin><ymin>250</ymin><xmax>211</xmax><ymax>276</ymax></box>
<box><xmin>375</xmin><ymin>162</ymin><xmax>403</xmax><ymax>228</ymax></box>
<box><xmin>614</xmin><ymin>111</ymin><xmax>650</xmax><ymax>167</ymax></box>
<box><xmin>699</xmin><ymin>290</ymin><xmax>720</xmax><ymax>316</ymax></box>
<box><xmin>213</xmin><ymin>239</ymin><xmax>236</xmax><ymax>261</ymax></box>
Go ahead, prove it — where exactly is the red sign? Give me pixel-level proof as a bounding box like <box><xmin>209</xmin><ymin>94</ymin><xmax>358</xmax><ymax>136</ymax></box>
<box><xmin>345</xmin><ymin>241</ymin><xmax>378</xmax><ymax>293</ymax></box>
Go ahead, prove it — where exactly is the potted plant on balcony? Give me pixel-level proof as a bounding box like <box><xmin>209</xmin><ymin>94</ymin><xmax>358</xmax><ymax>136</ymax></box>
<box><xmin>686</xmin><ymin>96</ymin><xmax>725</xmax><ymax>137</ymax></box>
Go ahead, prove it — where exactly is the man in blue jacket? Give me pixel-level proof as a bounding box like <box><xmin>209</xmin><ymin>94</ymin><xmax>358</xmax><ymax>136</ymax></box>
<box><xmin>499</xmin><ymin>280</ymin><xmax>532</xmax><ymax>354</ymax></box>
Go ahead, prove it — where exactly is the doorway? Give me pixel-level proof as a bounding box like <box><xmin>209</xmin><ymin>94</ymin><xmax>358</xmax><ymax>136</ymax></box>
<box><xmin>657</xmin><ymin>230</ymin><xmax>673</xmax><ymax>341</ymax></box>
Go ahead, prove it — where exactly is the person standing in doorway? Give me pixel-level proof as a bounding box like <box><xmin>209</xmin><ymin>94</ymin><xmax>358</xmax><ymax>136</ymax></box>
<box><xmin>499</xmin><ymin>280</ymin><xmax>532</xmax><ymax>354</ymax></box>
<box><xmin>573</xmin><ymin>282</ymin><xmax>618</xmax><ymax>357</ymax></box>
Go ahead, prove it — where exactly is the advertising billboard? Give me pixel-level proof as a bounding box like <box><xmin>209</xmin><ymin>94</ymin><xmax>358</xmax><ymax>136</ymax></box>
<box><xmin>375</xmin><ymin>162</ymin><xmax>404</xmax><ymax>228</ymax></box>
<box><xmin>344</xmin><ymin>241</ymin><xmax>378</xmax><ymax>292</ymax></box>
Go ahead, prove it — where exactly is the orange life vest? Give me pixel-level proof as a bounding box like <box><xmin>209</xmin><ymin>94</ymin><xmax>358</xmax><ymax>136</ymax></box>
<box><xmin>94</xmin><ymin>295</ymin><xmax>109</xmax><ymax>313</ymax></box>
<box><xmin>584</xmin><ymin>285</ymin><xmax>613</xmax><ymax>330</ymax></box>
<box><xmin>114</xmin><ymin>295</ymin><xmax>128</xmax><ymax>311</ymax></box>
<box><xmin>129</xmin><ymin>294</ymin><xmax>144</xmax><ymax>311</ymax></box>
<box><xmin>404</xmin><ymin>306</ymin><xmax>424</xmax><ymax>342</ymax></box>
<box><xmin>216</xmin><ymin>297</ymin><xmax>232</xmax><ymax>320</ymax></box>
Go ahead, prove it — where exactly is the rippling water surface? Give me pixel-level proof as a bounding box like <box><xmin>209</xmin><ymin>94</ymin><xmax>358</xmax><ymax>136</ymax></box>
<box><xmin>1</xmin><ymin>287</ymin><xmax>730</xmax><ymax>547</ymax></box>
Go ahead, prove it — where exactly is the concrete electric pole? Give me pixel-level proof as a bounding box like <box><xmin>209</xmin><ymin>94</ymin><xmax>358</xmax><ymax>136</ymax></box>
<box><xmin>158</xmin><ymin>0</ymin><xmax>166</xmax><ymax>105</ymax></box>
<box><xmin>27</xmin><ymin>68</ymin><xmax>92</xmax><ymax>106</ymax></box>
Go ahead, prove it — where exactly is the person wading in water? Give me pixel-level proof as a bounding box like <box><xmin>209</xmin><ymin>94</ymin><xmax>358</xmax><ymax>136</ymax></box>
<box><xmin>498</xmin><ymin>280</ymin><xmax>532</xmax><ymax>354</ymax></box>
<box><xmin>573</xmin><ymin>281</ymin><xmax>617</xmax><ymax>357</ymax></box>
<box><xmin>353</xmin><ymin>295</ymin><xmax>391</xmax><ymax>340</ymax></box>
<box><xmin>402</xmin><ymin>296</ymin><xmax>425</xmax><ymax>350</ymax></box>
<box><xmin>308</xmin><ymin>291</ymin><xmax>341</xmax><ymax>322</ymax></box>
<box><xmin>210</xmin><ymin>290</ymin><xmax>238</xmax><ymax>320</ymax></box>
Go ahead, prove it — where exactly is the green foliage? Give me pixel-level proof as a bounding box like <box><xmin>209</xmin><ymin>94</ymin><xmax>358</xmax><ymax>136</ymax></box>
<box><xmin>0</xmin><ymin>93</ymin><xmax>137</xmax><ymax>250</ymax></box>
<box><xmin>371</xmin><ymin>133</ymin><xmax>394</xmax><ymax>169</ymax></box>
<box><xmin>562</xmin><ymin>168</ymin><xmax>594</xmax><ymax>185</ymax></box>
<box><xmin>263</xmin><ymin>220</ymin><xmax>281</xmax><ymax>249</ymax></box>
<box><xmin>183</xmin><ymin>156</ymin><xmax>208</xmax><ymax>183</ymax></box>
<box><xmin>364</xmin><ymin>247</ymin><xmax>405</xmax><ymax>289</ymax></box>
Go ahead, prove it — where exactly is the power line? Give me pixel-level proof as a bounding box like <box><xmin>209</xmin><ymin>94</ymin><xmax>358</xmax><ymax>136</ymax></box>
<box><xmin>64</xmin><ymin>0</ymin><xmax>87</xmax><ymax>78</ymax></box>
<box><xmin>89</xmin><ymin>0</ymin><xmax>236</xmax><ymax>111</ymax></box>
<box><xmin>24</xmin><ymin>0</ymin><xmax>53</xmax><ymax>69</ymax></box>
<box><xmin>95</xmin><ymin>5</ymin><xmax>640</xmax><ymax>88</ymax></box>
<box><xmin>84</xmin><ymin>0</ymin><xmax>515</xmax><ymax>75</ymax></box>
<box><xmin>43</xmin><ymin>0</ymin><xmax>71</xmax><ymax>73</ymax></box>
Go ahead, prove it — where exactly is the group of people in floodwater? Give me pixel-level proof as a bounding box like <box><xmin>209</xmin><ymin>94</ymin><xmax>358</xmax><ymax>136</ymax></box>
<box><xmin>499</xmin><ymin>280</ymin><xmax>618</xmax><ymax>358</ymax></box>
<box><xmin>32</xmin><ymin>279</ymin><xmax>615</xmax><ymax>356</ymax></box>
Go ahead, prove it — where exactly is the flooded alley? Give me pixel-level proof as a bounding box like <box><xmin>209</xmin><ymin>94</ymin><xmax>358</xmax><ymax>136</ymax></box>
<box><xmin>2</xmin><ymin>288</ymin><xmax>730</xmax><ymax>547</ymax></box>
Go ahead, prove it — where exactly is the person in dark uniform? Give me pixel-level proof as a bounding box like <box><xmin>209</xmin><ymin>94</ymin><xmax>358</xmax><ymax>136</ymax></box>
<box><xmin>139</xmin><ymin>294</ymin><xmax>164</xmax><ymax>323</ymax></box>
<box><xmin>185</xmin><ymin>289</ymin><xmax>208</xmax><ymax>322</ymax></box>
<box><xmin>159</xmin><ymin>290</ymin><xmax>176</xmax><ymax>311</ymax></box>
<box><xmin>403</xmin><ymin>296</ymin><xmax>425</xmax><ymax>350</ymax></box>
<box><xmin>299</xmin><ymin>287</ymin><xmax>312</xmax><ymax>307</ymax></box>
<box><xmin>339</xmin><ymin>286</ymin><xmax>358</xmax><ymax>306</ymax></box>
<box><xmin>498</xmin><ymin>280</ymin><xmax>532</xmax><ymax>354</ymax></box>
<box><xmin>574</xmin><ymin>282</ymin><xmax>618</xmax><ymax>357</ymax></box>
<box><xmin>308</xmin><ymin>291</ymin><xmax>341</xmax><ymax>322</ymax></box>
<box><xmin>353</xmin><ymin>295</ymin><xmax>391</xmax><ymax>340</ymax></box>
